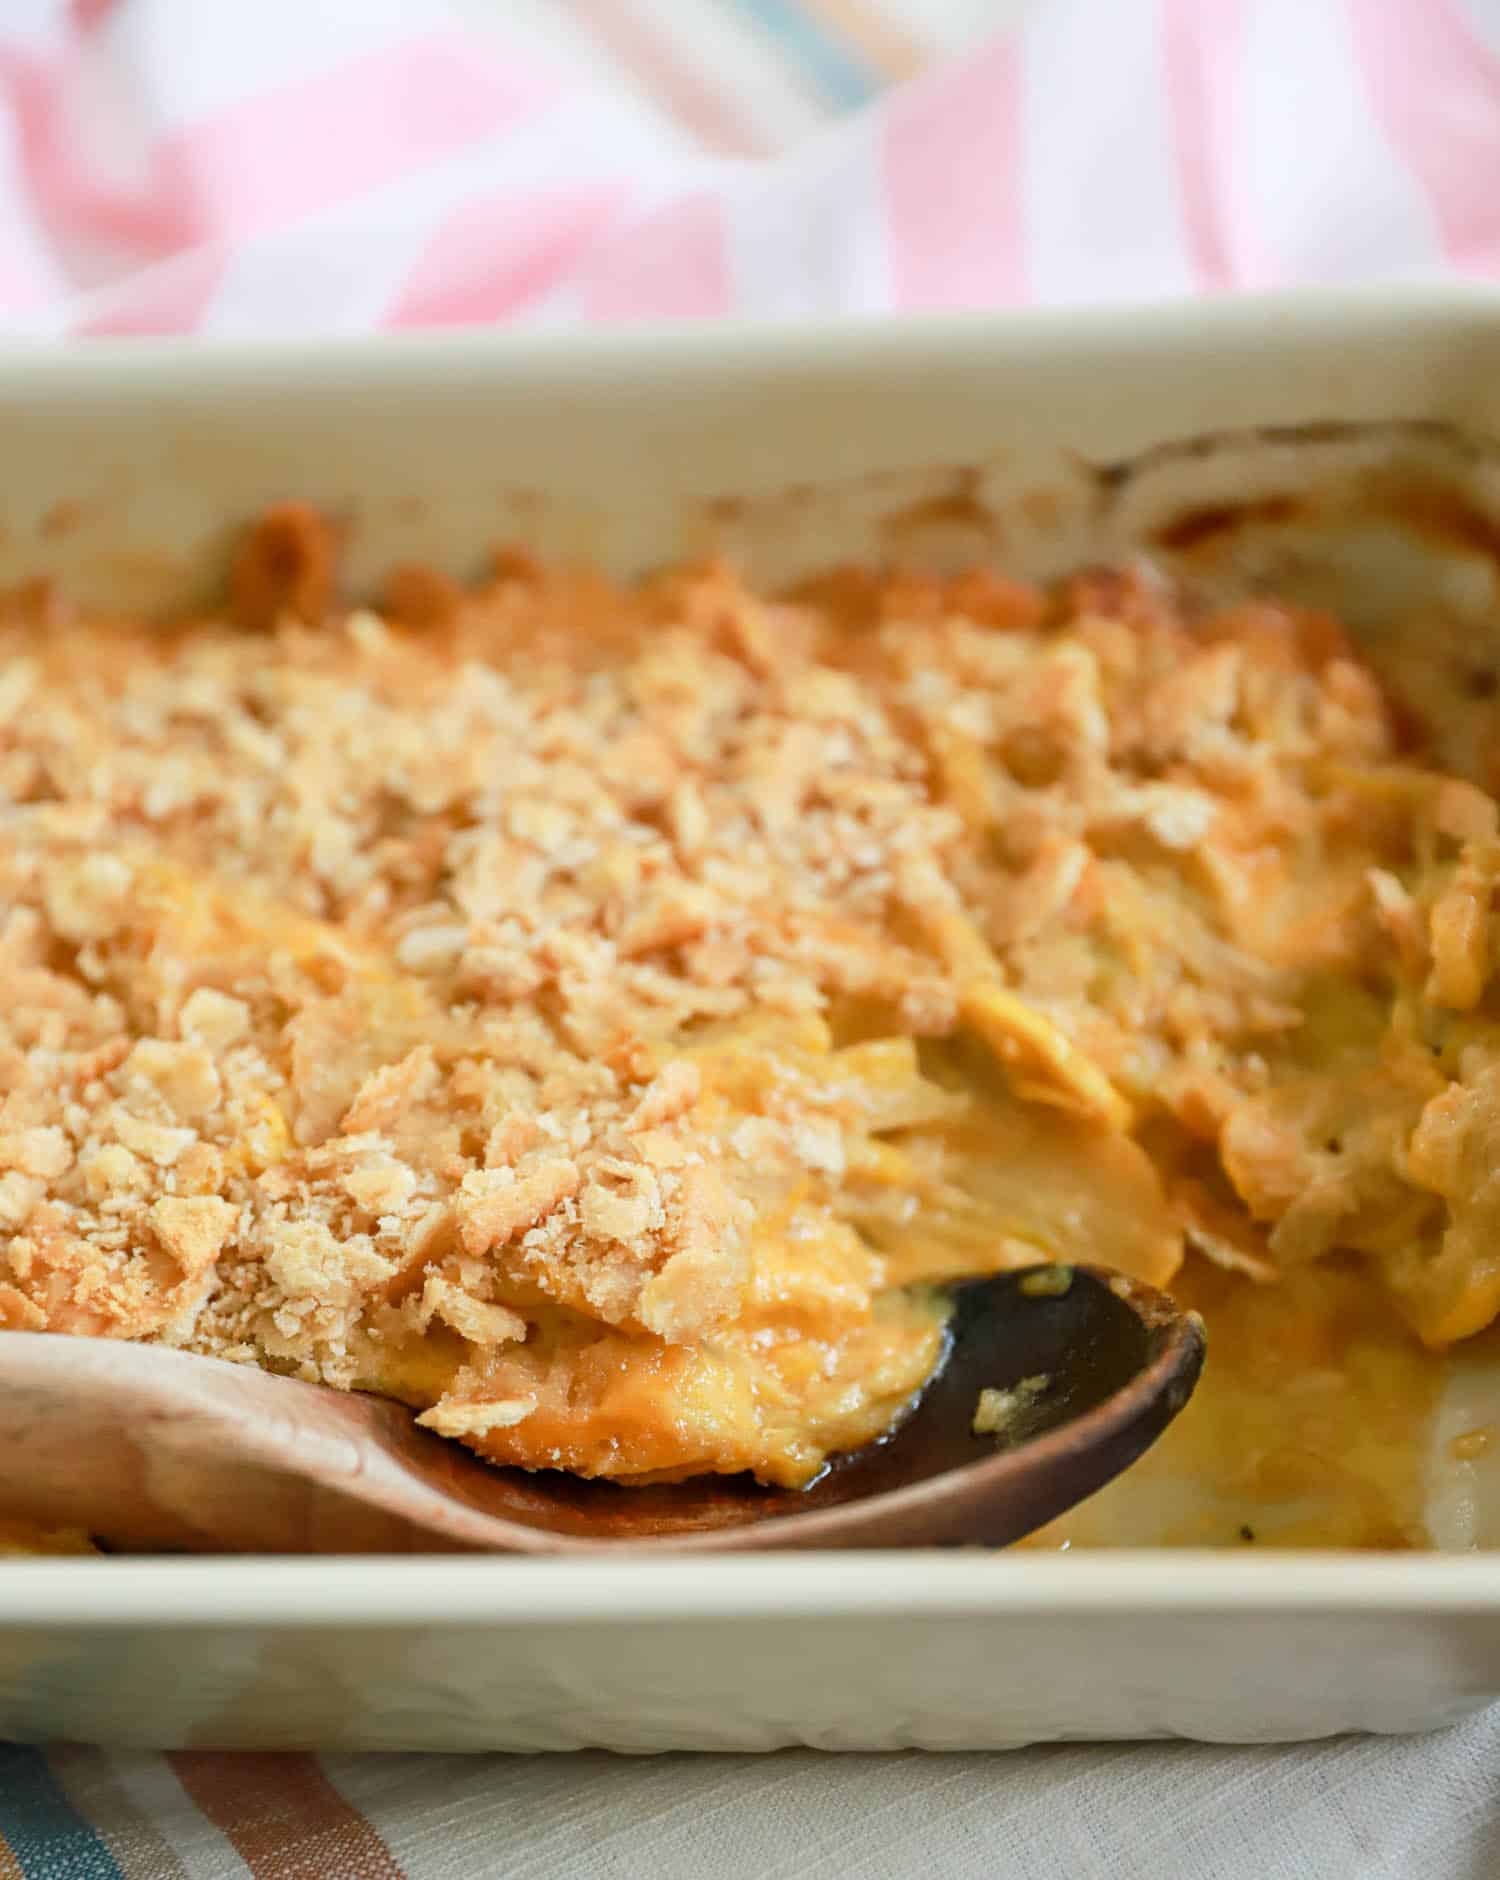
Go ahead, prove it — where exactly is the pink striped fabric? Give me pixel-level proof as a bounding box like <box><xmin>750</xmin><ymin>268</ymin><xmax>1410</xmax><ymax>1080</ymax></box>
<box><xmin>583</xmin><ymin>192</ymin><xmax>732</xmax><ymax>322</ymax></box>
<box><xmin>0</xmin><ymin>0</ymin><xmax>1496</xmax><ymax>340</ymax></box>
<box><xmin>1348</xmin><ymin>0</ymin><xmax>1500</xmax><ymax>271</ymax></box>
<box><xmin>387</xmin><ymin>186</ymin><xmax>627</xmax><ymax>328</ymax></box>
<box><xmin>166</xmin><ymin>32</ymin><xmax>557</xmax><ymax>242</ymax></box>
<box><xmin>881</xmin><ymin>37</ymin><xmax>1025</xmax><ymax>308</ymax></box>
<box><xmin>1160</xmin><ymin>0</ymin><xmax>1245</xmax><ymax>292</ymax></box>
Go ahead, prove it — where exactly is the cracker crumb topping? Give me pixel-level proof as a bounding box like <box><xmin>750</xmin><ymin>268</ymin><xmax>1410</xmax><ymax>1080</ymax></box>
<box><xmin>6</xmin><ymin>525</ymin><xmax>1500</xmax><ymax>1484</ymax></box>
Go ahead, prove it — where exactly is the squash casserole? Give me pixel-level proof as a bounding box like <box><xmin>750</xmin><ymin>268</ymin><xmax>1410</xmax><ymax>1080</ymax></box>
<box><xmin>4</xmin><ymin>506</ymin><xmax>1499</xmax><ymax>1493</ymax></box>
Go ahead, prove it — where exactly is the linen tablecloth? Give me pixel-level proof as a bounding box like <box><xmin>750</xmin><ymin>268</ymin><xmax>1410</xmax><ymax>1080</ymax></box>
<box><xmin>1</xmin><ymin>1716</ymin><xmax>1497</xmax><ymax>1877</ymax></box>
<box><xmin>3</xmin><ymin>1</ymin><xmax>1500</xmax><ymax>1874</ymax></box>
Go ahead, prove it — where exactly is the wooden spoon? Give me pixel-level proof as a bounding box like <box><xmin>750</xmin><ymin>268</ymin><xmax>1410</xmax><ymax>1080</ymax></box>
<box><xmin>0</xmin><ymin>1266</ymin><xmax>1203</xmax><ymax>1554</ymax></box>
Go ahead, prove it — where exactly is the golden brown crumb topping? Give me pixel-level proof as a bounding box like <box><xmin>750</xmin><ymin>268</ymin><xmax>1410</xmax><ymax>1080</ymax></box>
<box><xmin>4</xmin><ymin>519</ymin><xmax>1499</xmax><ymax>1487</ymax></box>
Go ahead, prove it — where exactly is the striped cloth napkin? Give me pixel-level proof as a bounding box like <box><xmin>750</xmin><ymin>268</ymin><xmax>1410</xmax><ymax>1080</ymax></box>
<box><xmin>3</xmin><ymin>3</ymin><xmax>1500</xmax><ymax>1877</ymax></box>
<box><xmin>2</xmin><ymin>0</ymin><xmax>1498</xmax><ymax>337</ymax></box>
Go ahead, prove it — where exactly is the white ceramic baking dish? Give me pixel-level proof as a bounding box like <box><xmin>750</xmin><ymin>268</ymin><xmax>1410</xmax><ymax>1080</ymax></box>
<box><xmin>7</xmin><ymin>285</ymin><xmax>1500</xmax><ymax>1751</ymax></box>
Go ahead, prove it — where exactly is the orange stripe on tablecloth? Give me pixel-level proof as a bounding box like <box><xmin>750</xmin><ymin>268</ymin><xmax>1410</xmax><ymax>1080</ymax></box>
<box><xmin>0</xmin><ymin>1832</ymin><xmax>23</xmax><ymax>1880</ymax></box>
<box><xmin>168</xmin><ymin>1753</ymin><xmax>405</xmax><ymax>1880</ymax></box>
<box><xmin>803</xmin><ymin>0</ymin><xmax>924</xmax><ymax>79</ymax></box>
<box><xmin>47</xmin><ymin>1748</ymin><xmax>190</xmax><ymax>1880</ymax></box>
<box><xmin>557</xmin><ymin>0</ymin><xmax>773</xmax><ymax>155</ymax></box>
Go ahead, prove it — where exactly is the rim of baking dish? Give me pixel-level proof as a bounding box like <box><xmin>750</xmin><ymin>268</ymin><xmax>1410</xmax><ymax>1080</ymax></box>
<box><xmin>2</xmin><ymin>1553</ymin><xmax>1500</xmax><ymax>1624</ymax></box>
<box><xmin>0</xmin><ymin>279</ymin><xmax>1495</xmax><ymax>383</ymax></box>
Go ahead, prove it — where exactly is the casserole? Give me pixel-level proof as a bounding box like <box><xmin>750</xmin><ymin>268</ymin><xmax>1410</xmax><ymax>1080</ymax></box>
<box><xmin>5</xmin><ymin>286</ymin><xmax>1500</xmax><ymax>1749</ymax></box>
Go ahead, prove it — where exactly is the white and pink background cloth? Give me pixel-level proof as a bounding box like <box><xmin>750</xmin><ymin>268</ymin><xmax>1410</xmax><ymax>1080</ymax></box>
<box><xmin>3</xmin><ymin>0</ymin><xmax>1500</xmax><ymax>335</ymax></box>
<box><xmin>2</xmin><ymin>2</ymin><xmax>1499</xmax><ymax>1876</ymax></box>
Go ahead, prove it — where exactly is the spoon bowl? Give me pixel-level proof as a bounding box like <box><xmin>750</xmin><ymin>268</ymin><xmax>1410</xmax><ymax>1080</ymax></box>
<box><xmin>0</xmin><ymin>1266</ymin><xmax>1203</xmax><ymax>1553</ymax></box>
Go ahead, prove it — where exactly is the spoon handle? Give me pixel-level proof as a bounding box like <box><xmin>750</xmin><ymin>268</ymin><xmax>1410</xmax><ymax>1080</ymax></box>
<box><xmin>0</xmin><ymin>1336</ymin><xmax>498</xmax><ymax>1553</ymax></box>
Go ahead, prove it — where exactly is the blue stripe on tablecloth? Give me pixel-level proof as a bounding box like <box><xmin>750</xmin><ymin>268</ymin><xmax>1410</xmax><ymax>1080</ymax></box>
<box><xmin>0</xmin><ymin>1747</ymin><xmax>125</xmax><ymax>1880</ymax></box>
<box><xmin>718</xmin><ymin>0</ymin><xmax>883</xmax><ymax>109</ymax></box>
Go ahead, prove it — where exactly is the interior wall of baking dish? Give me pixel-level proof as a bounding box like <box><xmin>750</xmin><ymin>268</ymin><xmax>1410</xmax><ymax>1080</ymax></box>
<box><xmin>0</xmin><ymin>293</ymin><xmax>1499</xmax><ymax>611</ymax></box>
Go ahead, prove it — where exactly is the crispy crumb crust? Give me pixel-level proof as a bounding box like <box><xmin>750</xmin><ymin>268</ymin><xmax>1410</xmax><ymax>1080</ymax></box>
<box><xmin>4</xmin><ymin>517</ymin><xmax>1500</xmax><ymax>1487</ymax></box>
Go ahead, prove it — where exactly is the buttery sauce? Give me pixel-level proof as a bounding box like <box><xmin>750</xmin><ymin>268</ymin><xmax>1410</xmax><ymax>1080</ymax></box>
<box><xmin>1020</xmin><ymin>1255</ymin><xmax>1443</xmax><ymax>1550</ymax></box>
